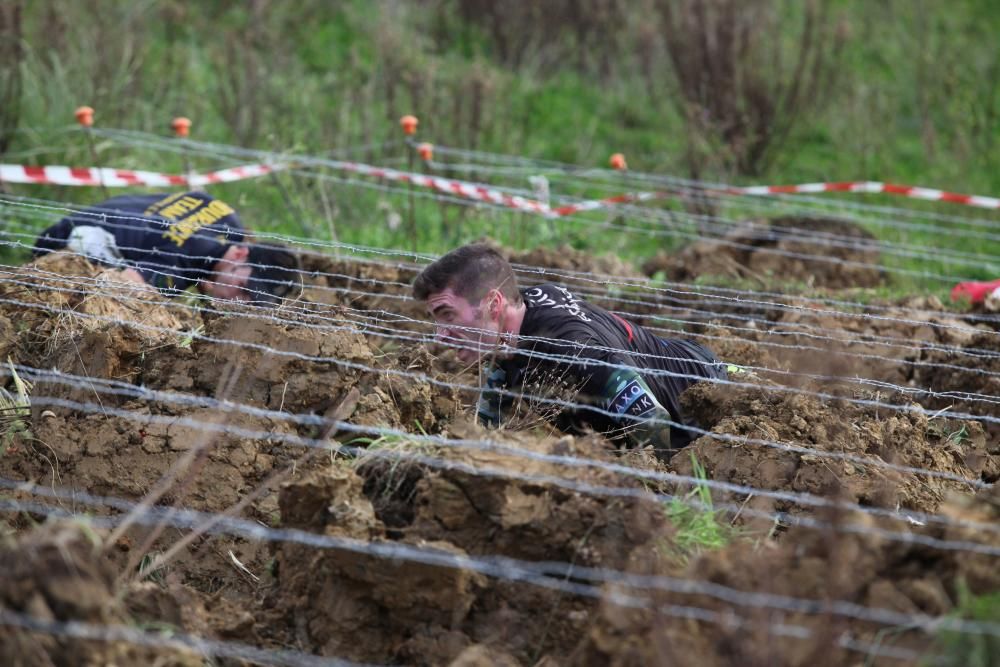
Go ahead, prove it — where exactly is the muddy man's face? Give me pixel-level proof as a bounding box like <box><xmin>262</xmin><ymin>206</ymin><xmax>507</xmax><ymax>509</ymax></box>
<box><xmin>425</xmin><ymin>287</ymin><xmax>501</xmax><ymax>363</ymax></box>
<box><xmin>203</xmin><ymin>244</ymin><xmax>252</xmax><ymax>300</ymax></box>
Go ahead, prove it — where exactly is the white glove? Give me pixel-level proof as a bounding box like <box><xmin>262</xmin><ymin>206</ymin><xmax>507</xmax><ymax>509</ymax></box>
<box><xmin>67</xmin><ymin>226</ymin><xmax>125</xmax><ymax>267</ymax></box>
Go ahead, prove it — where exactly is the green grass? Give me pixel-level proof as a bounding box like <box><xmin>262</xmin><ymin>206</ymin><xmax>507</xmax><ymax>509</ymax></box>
<box><xmin>1</xmin><ymin>1</ymin><xmax>997</xmax><ymax>294</ymax></box>
<box><xmin>665</xmin><ymin>453</ymin><xmax>732</xmax><ymax>563</ymax></box>
<box><xmin>0</xmin><ymin>361</ymin><xmax>33</xmax><ymax>454</ymax></box>
<box><xmin>929</xmin><ymin>583</ymin><xmax>1000</xmax><ymax>667</ymax></box>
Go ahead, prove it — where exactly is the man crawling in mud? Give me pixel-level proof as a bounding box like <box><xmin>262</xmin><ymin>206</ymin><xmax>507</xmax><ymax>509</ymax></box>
<box><xmin>413</xmin><ymin>243</ymin><xmax>728</xmax><ymax>459</ymax></box>
<box><xmin>33</xmin><ymin>190</ymin><xmax>300</xmax><ymax>303</ymax></box>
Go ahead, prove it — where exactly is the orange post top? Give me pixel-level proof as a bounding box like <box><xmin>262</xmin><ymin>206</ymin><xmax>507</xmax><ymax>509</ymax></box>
<box><xmin>74</xmin><ymin>106</ymin><xmax>94</xmax><ymax>127</ymax></box>
<box><xmin>417</xmin><ymin>142</ymin><xmax>433</xmax><ymax>161</ymax></box>
<box><xmin>400</xmin><ymin>115</ymin><xmax>419</xmax><ymax>136</ymax></box>
<box><xmin>609</xmin><ymin>153</ymin><xmax>627</xmax><ymax>170</ymax></box>
<box><xmin>171</xmin><ymin>117</ymin><xmax>192</xmax><ymax>138</ymax></box>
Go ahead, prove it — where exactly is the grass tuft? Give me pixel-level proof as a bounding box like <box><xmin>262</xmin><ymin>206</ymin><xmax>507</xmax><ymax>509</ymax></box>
<box><xmin>931</xmin><ymin>582</ymin><xmax>1000</xmax><ymax>667</ymax></box>
<box><xmin>664</xmin><ymin>452</ymin><xmax>732</xmax><ymax>563</ymax></box>
<box><xmin>0</xmin><ymin>359</ymin><xmax>33</xmax><ymax>452</ymax></box>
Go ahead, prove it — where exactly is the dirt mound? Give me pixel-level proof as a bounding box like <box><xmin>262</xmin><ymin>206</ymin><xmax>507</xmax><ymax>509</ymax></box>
<box><xmin>0</xmin><ymin>258</ymin><xmax>462</xmax><ymax>621</ymax></box>
<box><xmin>264</xmin><ymin>422</ymin><xmax>668</xmax><ymax>665</ymax></box>
<box><xmin>3</xmin><ymin>289</ymin><xmax>417</xmax><ymax>514</ymax></box>
<box><xmin>1</xmin><ymin>250</ymin><xmax>998</xmax><ymax>666</ymax></box>
<box><xmin>576</xmin><ymin>486</ymin><xmax>1000</xmax><ymax>665</ymax></box>
<box><xmin>0</xmin><ymin>253</ymin><xmax>243</xmax><ymax>419</ymax></box>
<box><xmin>677</xmin><ymin>379</ymin><xmax>999</xmax><ymax>518</ymax></box>
<box><xmin>912</xmin><ymin>330</ymin><xmax>1000</xmax><ymax>424</ymax></box>
<box><xmin>642</xmin><ymin>216</ymin><xmax>884</xmax><ymax>289</ymax></box>
<box><xmin>759</xmin><ymin>295</ymin><xmax>984</xmax><ymax>388</ymax></box>
<box><xmin>664</xmin><ymin>295</ymin><xmax>988</xmax><ymax>398</ymax></box>
<box><xmin>507</xmin><ymin>244</ymin><xmax>643</xmax><ymax>282</ymax></box>
<box><xmin>7</xmin><ymin>253</ymin><xmax>188</xmax><ymax>330</ymax></box>
<box><xmin>143</xmin><ymin>312</ymin><xmax>376</xmax><ymax>409</ymax></box>
<box><xmin>0</xmin><ymin>522</ymin><xmax>202</xmax><ymax>666</ymax></box>
<box><xmin>298</xmin><ymin>253</ymin><xmax>429</xmax><ymax>323</ymax></box>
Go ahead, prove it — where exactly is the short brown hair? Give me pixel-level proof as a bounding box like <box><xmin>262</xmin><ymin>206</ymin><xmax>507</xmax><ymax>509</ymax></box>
<box><xmin>412</xmin><ymin>244</ymin><xmax>522</xmax><ymax>305</ymax></box>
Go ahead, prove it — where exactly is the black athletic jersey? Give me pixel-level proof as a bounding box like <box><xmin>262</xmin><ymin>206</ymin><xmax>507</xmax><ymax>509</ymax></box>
<box><xmin>480</xmin><ymin>283</ymin><xmax>726</xmax><ymax>449</ymax></box>
<box><xmin>33</xmin><ymin>191</ymin><xmax>246</xmax><ymax>293</ymax></box>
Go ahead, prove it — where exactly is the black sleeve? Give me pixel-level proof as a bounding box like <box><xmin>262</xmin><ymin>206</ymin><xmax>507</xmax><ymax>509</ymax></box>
<box><xmin>528</xmin><ymin>324</ymin><xmax>675</xmax><ymax>453</ymax></box>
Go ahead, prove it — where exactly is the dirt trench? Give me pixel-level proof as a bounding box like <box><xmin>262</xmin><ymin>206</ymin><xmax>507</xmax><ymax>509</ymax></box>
<box><xmin>0</xmin><ymin>244</ymin><xmax>998</xmax><ymax>666</ymax></box>
<box><xmin>263</xmin><ymin>422</ymin><xmax>669</xmax><ymax>665</ymax></box>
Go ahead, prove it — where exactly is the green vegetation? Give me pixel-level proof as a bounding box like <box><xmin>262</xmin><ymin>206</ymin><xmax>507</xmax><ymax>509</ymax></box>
<box><xmin>947</xmin><ymin>424</ymin><xmax>970</xmax><ymax>446</ymax></box>
<box><xmin>0</xmin><ymin>1</ymin><xmax>997</xmax><ymax>293</ymax></box>
<box><xmin>665</xmin><ymin>453</ymin><xmax>732</xmax><ymax>563</ymax></box>
<box><xmin>137</xmin><ymin>551</ymin><xmax>169</xmax><ymax>585</ymax></box>
<box><xmin>0</xmin><ymin>360</ymin><xmax>32</xmax><ymax>453</ymax></box>
<box><xmin>930</xmin><ymin>583</ymin><xmax>1000</xmax><ymax>667</ymax></box>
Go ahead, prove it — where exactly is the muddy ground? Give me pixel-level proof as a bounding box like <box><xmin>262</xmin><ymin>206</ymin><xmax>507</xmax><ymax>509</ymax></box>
<box><xmin>0</xmin><ymin>224</ymin><xmax>998</xmax><ymax>666</ymax></box>
<box><xmin>641</xmin><ymin>216</ymin><xmax>885</xmax><ymax>289</ymax></box>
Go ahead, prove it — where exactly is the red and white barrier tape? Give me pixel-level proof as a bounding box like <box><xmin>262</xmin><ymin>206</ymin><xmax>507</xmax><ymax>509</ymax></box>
<box><xmin>733</xmin><ymin>181</ymin><xmax>1000</xmax><ymax>208</ymax></box>
<box><xmin>0</xmin><ymin>163</ymin><xmax>286</xmax><ymax>188</ymax></box>
<box><xmin>328</xmin><ymin>161</ymin><xmax>550</xmax><ymax>215</ymax></box>
<box><xmin>0</xmin><ymin>160</ymin><xmax>550</xmax><ymax>216</ymax></box>
<box><xmin>552</xmin><ymin>181</ymin><xmax>1000</xmax><ymax>217</ymax></box>
<box><xmin>5</xmin><ymin>159</ymin><xmax>998</xmax><ymax>216</ymax></box>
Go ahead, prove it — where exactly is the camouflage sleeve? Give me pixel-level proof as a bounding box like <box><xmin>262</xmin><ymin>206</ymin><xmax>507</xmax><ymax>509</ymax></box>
<box><xmin>477</xmin><ymin>366</ymin><xmax>508</xmax><ymax>428</ymax></box>
<box><xmin>600</xmin><ymin>368</ymin><xmax>673</xmax><ymax>453</ymax></box>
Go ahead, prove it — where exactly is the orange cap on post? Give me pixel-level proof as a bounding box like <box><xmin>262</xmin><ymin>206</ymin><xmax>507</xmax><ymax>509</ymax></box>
<box><xmin>171</xmin><ymin>117</ymin><xmax>192</xmax><ymax>138</ymax></box>
<box><xmin>417</xmin><ymin>142</ymin><xmax>433</xmax><ymax>161</ymax></box>
<box><xmin>74</xmin><ymin>106</ymin><xmax>94</xmax><ymax>127</ymax></box>
<box><xmin>609</xmin><ymin>153</ymin><xmax>627</xmax><ymax>171</ymax></box>
<box><xmin>400</xmin><ymin>115</ymin><xmax>419</xmax><ymax>136</ymax></box>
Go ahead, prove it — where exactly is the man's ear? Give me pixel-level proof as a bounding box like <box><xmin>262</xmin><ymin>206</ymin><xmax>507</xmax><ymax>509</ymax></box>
<box><xmin>488</xmin><ymin>289</ymin><xmax>504</xmax><ymax>321</ymax></box>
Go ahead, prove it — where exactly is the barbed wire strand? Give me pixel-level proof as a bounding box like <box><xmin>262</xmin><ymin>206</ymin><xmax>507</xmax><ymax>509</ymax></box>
<box><xmin>2</xmin><ymin>480</ymin><xmax>997</xmax><ymax>643</ymax></box>
<box><xmin>1</xmin><ymin>289</ymin><xmax>996</xmax><ymax>498</ymax></box>
<box><xmin>0</xmin><ymin>499</ymin><xmax>936</xmax><ymax>665</ymax></box>
<box><xmin>3</xmin><ymin>173</ymin><xmax>998</xmax><ymax>289</ymax></box>
<box><xmin>90</xmin><ymin>127</ymin><xmax>1000</xmax><ymax>238</ymax></box>
<box><xmin>0</xmin><ymin>606</ymin><xmax>367</xmax><ymax>667</ymax></box>
<box><xmin>5</xmin><ymin>262</ymin><xmax>1000</xmax><ymax>412</ymax></box>
<box><xmin>4</xmin><ymin>229</ymin><xmax>1000</xmax><ymax>379</ymax></box>
<box><xmin>12</xmin><ymin>370</ymin><xmax>999</xmax><ymax>542</ymax></box>
<box><xmin>6</xmin><ymin>194</ymin><xmax>1000</xmax><ymax>344</ymax></box>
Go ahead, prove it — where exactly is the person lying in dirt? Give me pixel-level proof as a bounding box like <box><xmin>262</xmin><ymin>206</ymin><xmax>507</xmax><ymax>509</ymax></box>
<box><xmin>413</xmin><ymin>243</ymin><xmax>728</xmax><ymax>459</ymax></box>
<box><xmin>32</xmin><ymin>190</ymin><xmax>300</xmax><ymax>303</ymax></box>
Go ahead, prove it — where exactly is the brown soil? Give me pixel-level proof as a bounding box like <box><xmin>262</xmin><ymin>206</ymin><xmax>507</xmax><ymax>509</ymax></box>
<box><xmin>642</xmin><ymin>216</ymin><xmax>884</xmax><ymax>289</ymax></box>
<box><xmin>263</xmin><ymin>423</ymin><xmax>666</xmax><ymax>665</ymax></box>
<box><xmin>575</xmin><ymin>484</ymin><xmax>1000</xmax><ymax>666</ymax></box>
<box><xmin>505</xmin><ymin>243</ymin><xmax>643</xmax><ymax>283</ymax></box>
<box><xmin>0</xmin><ymin>522</ymin><xmax>202</xmax><ymax>666</ymax></box>
<box><xmin>0</xmin><ymin>246</ymin><xmax>998</xmax><ymax>666</ymax></box>
<box><xmin>677</xmin><ymin>379</ymin><xmax>999</xmax><ymax>520</ymax></box>
<box><xmin>912</xmin><ymin>330</ymin><xmax>1000</xmax><ymax>427</ymax></box>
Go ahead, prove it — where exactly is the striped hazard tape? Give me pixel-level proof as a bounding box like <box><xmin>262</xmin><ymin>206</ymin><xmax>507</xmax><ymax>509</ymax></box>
<box><xmin>551</xmin><ymin>181</ymin><xmax>1000</xmax><ymax>217</ymax></box>
<box><xmin>0</xmin><ymin>160</ymin><xmax>550</xmax><ymax>215</ymax></box>
<box><xmin>0</xmin><ymin>163</ymin><xmax>286</xmax><ymax>188</ymax></box>
<box><xmin>733</xmin><ymin>181</ymin><xmax>1000</xmax><ymax>208</ymax></box>
<box><xmin>329</xmin><ymin>161</ymin><xmax>551</xmax><ymax>215</ymax></box>
<box><xmin>5</xmin><ymin>158</ymin><xmax>997</xmax><ymax>216</ymax></box>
